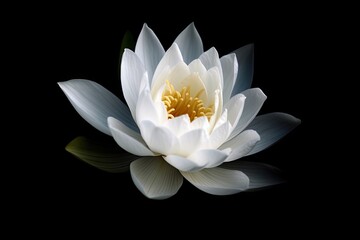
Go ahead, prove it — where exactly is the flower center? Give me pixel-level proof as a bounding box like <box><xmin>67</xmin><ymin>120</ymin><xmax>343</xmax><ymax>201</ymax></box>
<box><xmin>162</xmin><ymin>80</ymin><xmax>213</xmax><ymax>121</ymax></box>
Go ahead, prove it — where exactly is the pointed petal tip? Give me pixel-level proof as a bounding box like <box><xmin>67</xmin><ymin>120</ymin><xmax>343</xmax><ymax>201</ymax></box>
<box><xmin>281</xmin><ymin>112</ymin><xmax>301</xmax><ymax>125</ymax></box>
<box><xmin>57</xmin><ymin>82</ymin><xmax>64</xmax><ymax>91</ymax></box>
<box><xmin>209</xmin><ymin>46</ymin><xmax>217</xmax><ymax>52</ymax></box>
<box><xmin>64</xmin><ymin>136</ymin><xmax>85</xmax><ymax>153</ymax></box>
<box><xmin>244</xmin><ymin>112</ymin><xmax>300</xmax><ymax>155</ymax></box>
<box><xmin>189</xmin><ymin>22</ymin><xmax>197</xmax><ymax>30</ymax></box>
<box><xmin>247</xmin><ymin>129</ymin><xmax>261</xmax><ymax>141</ymax></box>
<box><xmin>57</xmin><ymin>79</ymin><xmax>85</xmax><ymax>89</ymax></box>
<box><xmin>57</xmin><ymin>80</ymin><xmax>68</xmax><ymax>89</ymax></box>
<box><xmin>251</xmin><ymin>87</ymin><xmax>267</xmax><ymax>99</ymax></box>
<box><xmin>123</xmin><ymin>48</ymin><xmax>131</xmax><ymax>54</ymax></box>
<box><xmin>64</xmin><ymin>141</ymin><xmax>73</xmax><ymax>153</ymax></box>
<box><xmin>170</xmin><ymin>42</ymin><xmax>179</xmax><ymax>49</ymax></box>
<box><xmin>220</xmin><ymin>161</ymin><xmax>285</xmax><ymax>190</ymax></box>
<box><xmin>238</xmin><ymin>93</ymin><xmax>246</xmax><ymax>101</ymax></box>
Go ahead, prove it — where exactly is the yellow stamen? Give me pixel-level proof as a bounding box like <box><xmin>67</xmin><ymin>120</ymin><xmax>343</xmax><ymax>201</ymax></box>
<box><xmin>162</xmin><ymin>80</ymin><xmax>213</xmax><ymax>121</ymax></box>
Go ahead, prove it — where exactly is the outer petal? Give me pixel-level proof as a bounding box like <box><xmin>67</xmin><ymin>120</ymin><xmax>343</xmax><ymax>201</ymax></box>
<box><xmin>181</xmin><ymin>167</ymin><xmax>249</xmax><ymax>195</ymax></box>
<box><xmin>58</xmin><ymin>79</ymin><xmax>137</xmax><ymax>136</ymax></box>
<box><xmin>208</xmin><ymin>110</ymin><xmax>231</xmax><ymax>149</ymax></box>
<box><xmin>245</xmin><ymin>112</ymin><xmax>301</xmax><ymax>155</ymax></box>
<box><xmin>108</xmin><ymin>117</ymin><xmax>156</xmax><ymax>156</ymax></box>
<box><xmin>65</xmin><ymin>136</ymin><xmax>138</xmax><ymax>173</ymax></box>
<box><xmin>164</xmin><ymin>149</ymin><xmax>230</xmax><ymax>172</ymax></box>
<box><xmin>220</xmin><ymin>130</ymin><xmax>260</xmax><ymax>162</ymax></box>
<box><xmin>220</xmin><ymin>161</ymin><xmax>285</xmax><ymax>189</ymax></box>
<box><xmin>121</xmin><ymin>49</ymin><xmax>147</xmax><ymax>119</ymax></box>
<box><xmin>228</xmin><ymin>88</ymin><xmax>267</xmax><ymax>140</ymax></box>
<box><xmin>231</xmin><ymin>44</ymin><xmax>254</xmax><ymax>96</ymax></box>
<box><xmin>220</xmin><ymin>53</ymin><xmax>238</xmax><ymax>104</ymax></box>
<box><xmin>135</xmin><ymin>24</ymin><xmax>165</xmax><ymax>82</ymax></box>
<box><xmin>224</xmin><ymin>93</ymin><xmax>246</xmax><ymax>130</ymax></box>
<box><xmin>130</xmin><ymin>157</ymin><xmax>183</xmax><ymax>200</ymax></box>
<box><xmin>174</xmin><ymin>22</ymin><xmax>203</xmax><ymax>64</ymax></box>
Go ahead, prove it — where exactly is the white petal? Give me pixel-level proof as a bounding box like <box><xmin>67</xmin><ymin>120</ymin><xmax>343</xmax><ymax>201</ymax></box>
<box><xmin>139</xmin><ymin>120</ymin><xmax>179</xmax><ymax>156</ymax></box>
<box><xmin>150</xmin><ymin>65</ymin><xmax>171</xmax><ymax>99</ymax></box>
<box><xmin>190</xmin><ymin>116</ymin><xmax>210</xmax><ymax>131</ymax></box>
<box><xmin>167</xmin><ymin>62</ymin><xmax>190</xmax><ymax>87</ymax></box>
<box><xmin>108</xmin><ymin>117</ymin><xmax>156</xmax><ymax>156</ymax></box>
<box><xmin>174</xmin><ymin>22</ymin><xmax>203</xmax><ymax>64</ymax></box>
<box><xmin>213</xmin><ymin>107</ymin><xmax>228</xmax><ymax>130</ymax></box>
<box><xmin>58</xmin><ymin>79</ymin><xmax>137</xmax><ymax>136</ymax></box>
<box><xmin>231</xmin><ymin>44</ymin><xmax>254</xmax><ymax>96</ymax></box>
<box><xmin>208</xmin><ymin>110</ymin><xmax>231</xmax><ymax>149</ymax></box>
<box><xmin>167</xmin><ymin>62</ymin><xmax>207</xmax><ymax>103</ymax></box>
<box><xmin>136</xmin><ymin>87</ymin><xmax>166</xmax><ymax>125</ymax></box>
<box><xmin>181</xmin><ymin>167</ymin><xmax>249</xmax><ymax>195</ymax></box>
<box><xmin>203</xmin><ymin>67</ymin><xmax>222</xmax><ymax>107</ymax></box>
<box><xmin>208</xmin><ymin>89</ymin><xmax>222</xmax><ymax>131</ymax></box>
<box><xmin>121</xmin><ymin>49</ymin><xmax>147</xmax><ymax>118</ymax></box>
<box><xmin>164</xmin><ymin>148</ymin><xmax>230</xmax><ymax>172</ymax></box>
<box><xmin>193</xmin><ymin>148</ymin><xmax>231</xmax><ymax>168</ymax></box>
<box><xmin>163</xmin><ymin>155</ymin><xmax>205</xmax><ymax>172</ymax></box>
<box><xmin>152</xmin><ymin>43</ymin><xmax>184</xmax><ymax>92</ymax></box>
<box><xmin>228</xmin><ymin>88</ymin><xmax>267</xmax><ymax>140</ymax></box>
<box><xmin>220</xmin><ymin>130</ymin><xmax>260</xmax><ymax>162</ymax></box>
<box><xmin>245</xmin><ymin>112</ymin><xmax>301</xmax><ymax>155</ymax></box>
<box><xmin>221</xmin><ymin>53</ymin><xmax>238</xmax><ymax>104</ymax></box>
<box><xmin>224</xmin><ymin>93</ymin><xmax>246</xmax><ymax>130</ymax></box>
<box><xmin>135</xmin><ymin>24</ymin><xmax>165</xmax><ymax>82</ymax></box>
<box><xmin>130</xmin><ymin>157</ymin><xmax>183</xmax><ymax>200</ymax></box>
<box><xmin>199</xmin><ymin>47</ymin><xmax>223</xmax><ymax>86</ymax></box>
<box><xmin>178</xmin><ymin>128</ymin><xmax>208</xmax><ymax>156</ymax></box>
<box><xmin>188</xmin><ymin>59</ymin><xmax>207</xmax><ymax>80</ymax></box>
<box><xmin>190</xmin><ymin>148</ymin><xmax>230</xmax><ymax>169</ymax></box>
<box><xmin>164</xmin><ymin>115</ymin><xmax>191</xmax><ymax>136</ymax></box>
<box><xmin>220</xmin><ymin>161</ymin><xmax>285</xmax><ymax>189</ymax></box>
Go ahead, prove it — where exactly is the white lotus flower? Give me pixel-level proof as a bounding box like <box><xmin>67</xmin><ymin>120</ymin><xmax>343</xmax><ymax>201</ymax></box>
<box><xmin>59</xmin><ymin>23</ymin><xmax>300</xmax><ymax>199</ymax></box>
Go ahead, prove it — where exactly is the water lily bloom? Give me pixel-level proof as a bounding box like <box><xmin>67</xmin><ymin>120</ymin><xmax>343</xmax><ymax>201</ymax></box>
<box><xmin>59</xmin><ymin>23</ymin><xmax>300</xmax><ymax>199</ymax></box>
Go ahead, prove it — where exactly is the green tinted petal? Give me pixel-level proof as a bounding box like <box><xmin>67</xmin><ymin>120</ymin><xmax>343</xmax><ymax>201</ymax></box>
<box><xmin>65</xmin><ymin>136</ymin><xmax>138</xmax><ymax>173</ymax></box>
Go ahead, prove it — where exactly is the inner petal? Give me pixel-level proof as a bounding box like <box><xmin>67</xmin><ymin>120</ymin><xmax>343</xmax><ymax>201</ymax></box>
<box><xmin>162</xmin><ymin>79</ymin><xmax>214</xmax><ymax>122</ymax></box>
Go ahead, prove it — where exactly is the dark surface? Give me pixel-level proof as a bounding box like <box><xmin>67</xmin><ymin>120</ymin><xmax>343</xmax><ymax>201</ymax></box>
<box><xmin>21</xmin><ymin>5</ymin><xmax>305</xmax><ymax>229</ymax></box>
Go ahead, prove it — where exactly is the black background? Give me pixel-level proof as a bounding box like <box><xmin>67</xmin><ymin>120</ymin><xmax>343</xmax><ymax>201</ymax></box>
<box><xmin>20</xmin><ymin>3</ymin><xmax>305</xmax><ymax>231</ymax></box>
